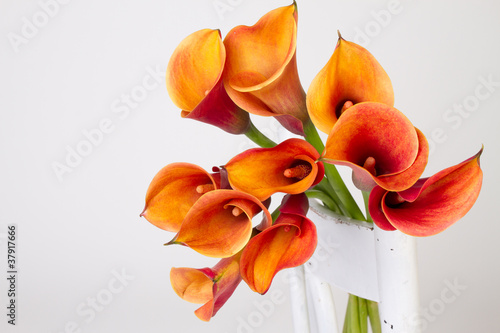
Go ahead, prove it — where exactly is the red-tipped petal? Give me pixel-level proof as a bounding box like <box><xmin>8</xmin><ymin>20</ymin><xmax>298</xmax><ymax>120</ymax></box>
<box><xmin>240</xmin><ymin>205</ymin><xmax>317</xmax><ymax>294</ymax></box>
<box><xmin>370</xmin><ymin>149</ymin><xmax>483</xmax><ymax>236</ymax></box>
<box><xmin>171</xmin><ymin>254</ymin><xmax>242</xmax><ymax>321</ymax></box>
<box><xmin>167</xmin><ymin>29</ymin><xmax>249</xmax><ymax>134</ymax></box>
<box><xmin>368</xmin><ymin>185</ymin><xmax>397</xmax><ymax>231</ymax></box>
<box><xmin>223</xmin><ymin>3</ymin><xmax>308</xmax><ymax>135</ymax></box>
<box><xmin>323</xmin><ymin>102</ymin><xmax>427</xmax><ymax>192</ymax></box>
<box><xmin>167</xmin><ymin>29</ymin><xmax>224</xmax><ymax>111</ymax></box>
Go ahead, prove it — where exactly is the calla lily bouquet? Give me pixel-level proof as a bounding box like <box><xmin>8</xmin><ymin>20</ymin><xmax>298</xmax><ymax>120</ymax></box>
<box><xmin>141</xmin><ymin>2</ymin><xmax>483</xmax><ymax>332</ymax></box>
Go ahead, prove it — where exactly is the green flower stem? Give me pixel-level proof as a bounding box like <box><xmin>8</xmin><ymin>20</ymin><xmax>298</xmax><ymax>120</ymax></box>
<box><xmin>305</xmin><ymin>189</ymin><xmax>341</xmax><ymax>214</ymax></box>
<box><xmin>270</xmin><ymin>205</ymin><xmax>281</xmax><ymax>223</ymax></box>
<box><xmin>367</xmin><ymin>300</ymin><xmax>382</xmax><ymax>333</ymax></box>
<box><xmin>302</xmin><ymin>119</ymin><xmax>325</xmax><ymax>153</ymax></box>
<box><xmin>362</xmin><ymin>191</ymin><xmax>373</xmax><ymax>223</ymax></box>
<box><xmin>343</xmin><ymin>295</ymin><xmax>377</xmax><ymax>333</ymax></box>
<box><xmin>314</xmin><ymin>180</ymin><xmax>344</xmax><ymax>211</ymax></box>
<box><xmin>358</xmin><ymin>297</ymin><xmax>368</xmax><ymax>333</ymax></box>
<box><xmin>343</xmin><ymin>302</ymin><xmax>350</xmax><ymax>333</ymax></box>
<box><xmin>303</xmin><ymin>120</ymin><xmax>365</xmax><ymax>220</ymax></box>
<box><xmin>244</xmin><ymin>121</ymin><xmax>277</xmax><ymax>148</ymax></box>
<box><xmin>347</xmin><ymin>294</ymin><xmax>361</xmax><ymax>332</ymax></box>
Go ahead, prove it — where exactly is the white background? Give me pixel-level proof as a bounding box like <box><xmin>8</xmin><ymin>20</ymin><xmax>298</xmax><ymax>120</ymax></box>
<box><xmin>1</xmin><ymin>0</ymin><xmax>499</xmax><ymax>332</ymax></box>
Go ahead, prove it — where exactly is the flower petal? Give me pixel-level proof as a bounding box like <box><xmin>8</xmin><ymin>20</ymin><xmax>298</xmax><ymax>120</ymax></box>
<box><xmin>183</xmin><ymin>78</ymin><xmax>250</xmax><ymax>134</ymax></box>
<box><xmin>240</xmin><ymin>194</ymin><xmax>316</xmax><ymax>294</ymax></box>
<box><xmin>374</xmin><ymin>128</ymin><xmax>429</xmax><ymax>191</ymax></box>
<box><xmin>141</xmin><ymin>163</ymin><xmax>217</xmax><ymax>232</ymax></box>
<box><xmin>323</xmin><ymin>102</ymin><xmax>427</xmax><ymax>192</ymax></box>
<box><xmin>370</xmin><ymin>148</ymin><xmax>483</xmax><ymax>236</ymax></box>
<box><xmin>171</xmin><ymin>254</ymin><xmax>242</xmax><ymax>321</ymax></box>
<box><xmin>167</xmin><ymin>29</ymin><xmax>249</xmax><ymax>134</ymax></box>
<box><xmin>225</xmin><ymin>138</ymin><xmax>322</xmax><ymax>201</ymax></box>
<box><xmin>167</xmin><ymin>29</ymin><xmax>224</xmax><ymax>111</ymax></box>
<box><xmin>223</xmin><ymin>3</ymin><xmax>308</xmax><ymax>135</ymax></box>
<box><xmin>368</xmin><ymin>185</ymin><xmax>397</xmax><ymax>231</ymax></box>
<box><xmin>167</xmin><ymin>190</ymin><xmax>271</xmax><ymax>258</ymax></box>
<box><xmin>170</xmin><ymin>267</ymin><xmax>213</xmax><ymax>304</ymax></box>
<box><xmin>307</xmin><ymin>34</ymin><xmax>394</xmax><ymax>134</ymax></box>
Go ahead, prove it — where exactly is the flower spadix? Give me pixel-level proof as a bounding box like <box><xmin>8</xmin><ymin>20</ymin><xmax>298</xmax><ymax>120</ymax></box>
<box><xmin>240</xmin><ymin>194</ymin><xmax>317</xmax><ymax>294</ymax></box>
<box><xmin>369</xmin><ymin>148</ymin><xmax>483</xmax><ymax>236</ymax></box>
<box><xmin>323</xmin><ymin>102</ymin><xmax>428</xmax><ymax>192</ymax></box>
<box><xmin>225</xmin><ymin>138</ymin><xmax>324</xmax><ymax>201</ymax></box>
<box><xmin>166</xmin><ymin>28</ymin><xmax>250</xmax><ymax>134</ymax></box>
<box><xmin>170</xmin><ymin>253</ymin><xmax>242</xmax><ymax>321</ymax></box>
<box><xmin>223</xmin><ymin>2</ymin><xmax>308</xmax><ymax>135</ymax></box>
<box><xmin>307</xmin><ymin>33</ymin><xmax>394</xmax><ymax>134</ymax></box>
<box><xmin>166</xmin><ymin>190</ymin><xmax>272</xmax><ymax>258</ymax></box>
<box><xmin>141</xmin><ymin>163</ymin><xmax>219</xmax><ymax>232</ymax></box>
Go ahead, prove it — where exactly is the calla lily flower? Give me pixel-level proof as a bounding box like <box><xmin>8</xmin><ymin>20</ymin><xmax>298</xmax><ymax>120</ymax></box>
<box><xmin>166</xmin><ymin>190</ymin><xmax>272</xmax><ymax>258</ymax></box>
<box><xmin>369</xmin><ymin>148</ymin><xmax>483</xmax><ymax>236</ymax></box>
<box><xmin>141</xmin><ymin>163</ymin><xmax>219</xmax><ymax>232</ymax></box>
<box><xmin>223</xmin><ymin>2</ymin><xmax>308</xmax><ymax>135</ymax></box>
<box><xmin>170</xmin><ymin>252</ymin><xmax>242</xmax><ymax>321</ymax></box>
<box><xmin>225</xmin><ymin>138</ymin><xmax>325</xmax><ymax>201</ymax></box>
<box><xmin>323</xmin><ymin>102</ymin><xmax>428</xmax><ymax>192</ymax></box>
<box><xmin>240</xmin><ymin>194</ymin><xmax>317</xmax><ymax>294</ymax></box>
<box><xmin>166</xmin><ymin>28</ymin><xmax>250</xmax><ymax>134</ymax></box>
<box><xmin>307</xmin><ymin>33</ymin><xmax>394</xmax><ymax>134</ymax></box>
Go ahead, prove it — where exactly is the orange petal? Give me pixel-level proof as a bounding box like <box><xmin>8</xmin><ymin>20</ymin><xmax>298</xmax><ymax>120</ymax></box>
<box><xmin>370</xmin><ymin>148</ymin><xmax>483</xmax><ymax>236</ymax></box>
<box><xmin>323</xmin><ymin>102</ymin><xmax>427</xmax><ymax>192</ymax></box>
<box><xmin>171</xmin><ymin>254</ymin><xmax>242</xmax><ymax>321</ymax></box>
<box><xmin>167</xmin><ymin>29</ymin><xmax>224</xmax><ymax>111</ymax></box>
<box><xmin>170</xmin><ymin>267</ymin><xmax>213</xmax><ymax>304</ymax></box>
<box><xmin>167</xmin><ymin>190</ymin><xmax>271</xmax><ymax>258</ymax></box>
<box><xmin>141</xmin><ymin>163</ymin><xmax>217</xmax><ymax>232</ymax></box>
<box><xmin>307</xmin><ymin>33</ymin><xmax>394</xmax><ymax>134</ymax></box>
<box><xmin>240</xmin><ymin>194</ymin><xmax>317</xmax><ymax>294</ymax></box>
<box><xmin>225</xmin><ymin>138</ymin><xmax>323</xmax><ymax>201</ymax></box>
<box><xmin>223</xmin><ymin>3</ymin><xmax>308</xmax><ymax>135</ymax></box>
<box><xmin>375</xmin><ymin>128</ymin><xmax>429</xmax><ymax>191</ymax></box>
<box><xmin>167</xmin><ymin>29</ymin><xmax>249</xmax><ymax>134</ymax></box>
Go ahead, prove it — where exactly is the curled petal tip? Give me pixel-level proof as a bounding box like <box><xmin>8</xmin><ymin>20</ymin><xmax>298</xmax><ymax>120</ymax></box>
<box><xmin>369</xmin><ymin>149</ymin><xmax>483</xmax><ymax>237</ymax></box>
<box><xmin>240</xmin><ymin>203</ymin><xmax>316</xmax><ymax>294</ymax></box>
<box><xmin>323</xmin><ymin>103</ymin><xmax>427</xmax><ymax>192</ymax></box>
<box><xmin>222</xmin><ymin>3</ymin><xmax>308</xmax><ymax>134</ymax></box>
<box><xmin>475</xmin><ymin>145</ymin><xmax>484</xmax><ymax>165</ymax></box>
<box><xmin>164</xmin><ymin>237</ymin><xmax>181</xmax><ymax>246</ymax></box>
<box><xmin>307</xmin><ymin>36</ymin><xmax>394</xmax><ymax>133</ymax></box>
<box><xmin>167</xmin><ymin>29</ymin><xmax>249</xmax><ymax>134</ymax></box>
<box><xmin>173</xmin><ymin>190</ymin><xmax>271</xmax><ymax>258</ymax></box>
<box><xmin>225</xmin><ymin>139</ymin><xmax>321</xmax><ymax>200</ymax></box>
<box><xmin>143</xmin><ymin>163</ymin><xmax>218</xmax><ymax>232</ymax></box>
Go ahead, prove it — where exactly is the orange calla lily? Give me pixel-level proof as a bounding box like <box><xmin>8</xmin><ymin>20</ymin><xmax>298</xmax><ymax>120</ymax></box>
<box><xmin>369</xmin><ymin>148</ymin><xmax>483</xmax><ymax>236</ymax></box>
<box><xmin>166</xmin><ymin>190</ymin><xmax>272</xmax><ymax>258</ymax></box>
<box><xmin>225</xmin><ymin>138</ymin><xmax>325</xmax><ymax>201</ymax></box>
<box><xmin>223</xmin><ymin>2</ymin><xmax>308</xmax><ymax>135</ymax></box>
<box><xmin>323</xmin><ymin>102</ymin><xmax>428</xmax><ymax>192</ymax></box>
<box><xmin>307</xmin><ymin>32</ymin><xmax>394</xmax><ymax>134</ymax></box>
<box><xmin>141</xmin><ymin>163</ymin><xmax>219</xmax><ymax>232</ymax></box>
<box><xmin>170</xmin><ymin>253</ymin><xmax>242</xmax><ymax>321</ymax></box>
<box><xmin>166</xmin><ymin>28</ymin><xmax>250</xmax><ymax>134</ymax></box>
<box><xmin>240</xmin><ymin>194</ymin><xmax>317</xmax><ymax>294</ymax></box>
